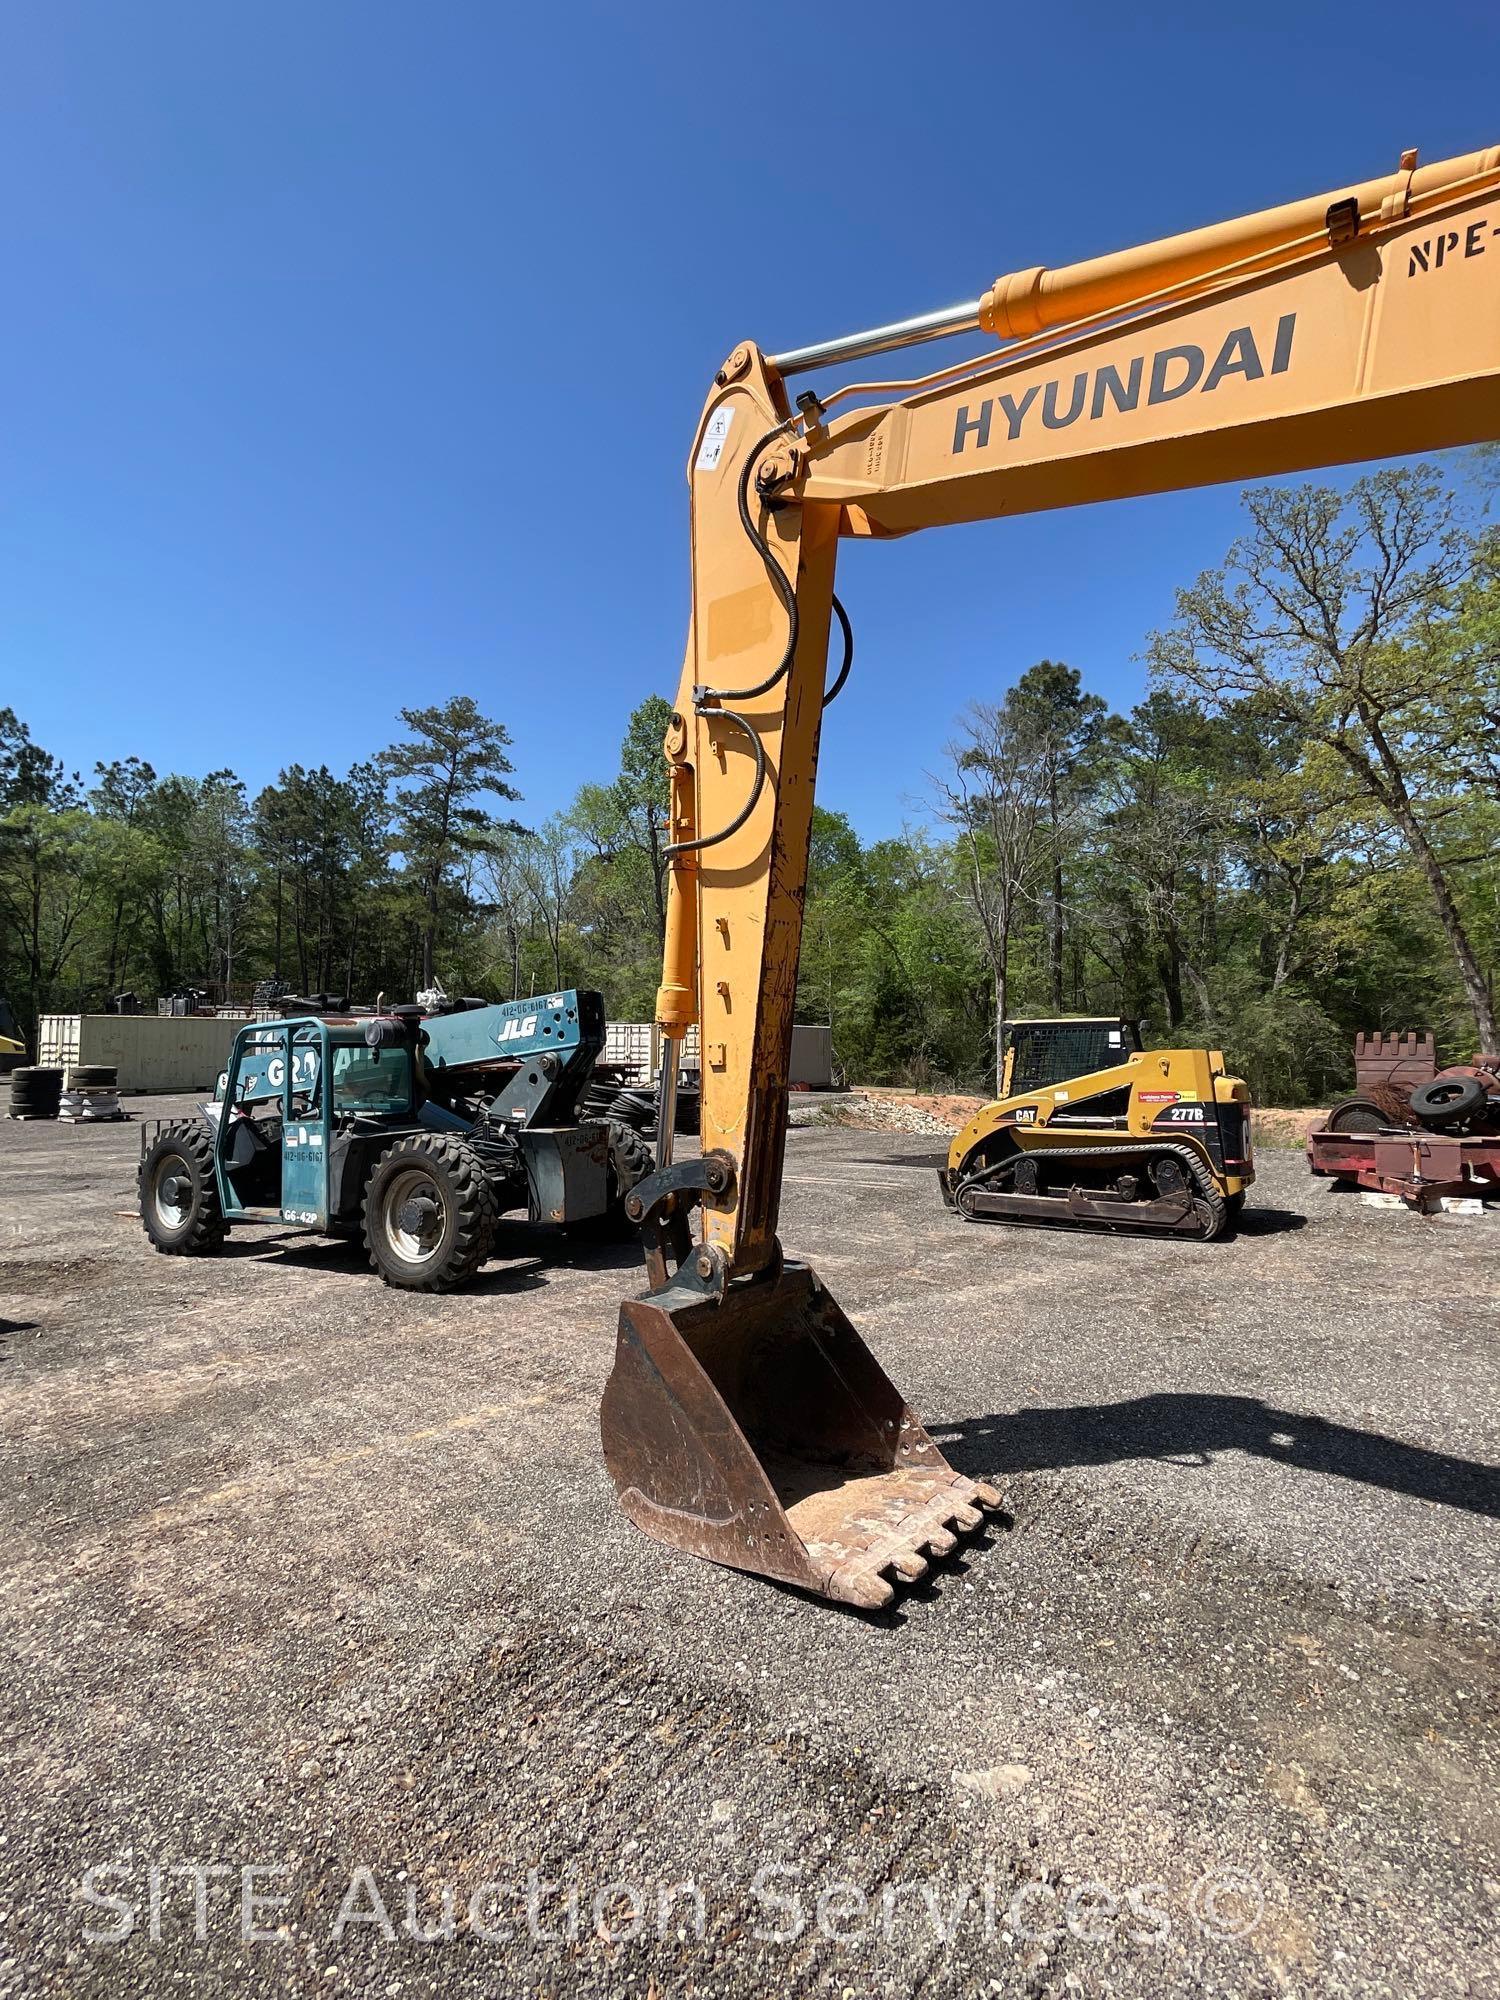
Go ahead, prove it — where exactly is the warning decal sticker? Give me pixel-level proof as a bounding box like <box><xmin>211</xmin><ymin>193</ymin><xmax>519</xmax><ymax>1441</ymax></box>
<box><xmin>695</xmin><ymin>406</ymin><xmax>734</xmax><ymax>472</ymax></box>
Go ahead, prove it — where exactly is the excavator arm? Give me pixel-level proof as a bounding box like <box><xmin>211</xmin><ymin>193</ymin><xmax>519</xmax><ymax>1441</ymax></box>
<box><xmin>803</xmin><ymin>146</ymin><xmax>1500</xmax><ymax>533</ymax></box>
<box><xmin>601</xmin><ymin>142</ymin><xmax>1500</xmax><ymax>1608</ymax></box>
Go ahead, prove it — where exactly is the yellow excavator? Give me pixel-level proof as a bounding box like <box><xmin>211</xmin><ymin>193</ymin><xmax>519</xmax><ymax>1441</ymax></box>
<box><xmin>0</xmin><ymin>999</ymin><xmax>24</xmax><ymax>1075</ymax></box>
<box><xmin>600</xmin><ymin>142</ymin><xmax>1500</xmax><ymax>1610</ymax></box>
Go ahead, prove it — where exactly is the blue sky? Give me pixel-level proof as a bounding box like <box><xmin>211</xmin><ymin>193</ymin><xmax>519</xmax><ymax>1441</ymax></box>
<box><xmin>2</xmin><ymin>2</ymin><xmax>1497</xmax><ymax>838</ymax></box>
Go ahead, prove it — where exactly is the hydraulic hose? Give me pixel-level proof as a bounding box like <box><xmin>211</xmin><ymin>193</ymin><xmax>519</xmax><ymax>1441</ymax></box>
<box><xmin>660</xmin><ymin>706</ymin><xmax>767</xmax><ymax>864</ymax></box>
<box><xmin>667</xmin><ymin>414</ymin><xmax>853</xmax><ymax>867</ymax></box>
<box><xmin>703</xmin><ymin>418</ymin><xmax>855</xmax><ymax>710</ymax></box>
<box><xmin>823</xmin><ymin>592</ymin><xmax>853</xmax><ymax>707</ymax></box>
<box><xmin>697</xmin><ymin>422</ymin><xmax>799</xmax><ymax>705</ymax></box>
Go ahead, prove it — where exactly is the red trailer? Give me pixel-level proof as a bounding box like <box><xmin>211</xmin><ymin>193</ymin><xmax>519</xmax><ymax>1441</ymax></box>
<box><xmin>1307</xmin><ymin>1033</ymin><xmax>1500</xmax><ymax>1209</ymax></box>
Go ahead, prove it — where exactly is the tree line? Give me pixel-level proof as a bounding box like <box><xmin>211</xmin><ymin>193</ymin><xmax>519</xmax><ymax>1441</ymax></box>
<box><xmin>0</xmin><ymin>696</ymin><xmax>524</xmax><ymax>1028</ymax></box>
<box><xmin>1</xmin><ymin>465</ymin><xmax>1495</xmax><ymax>1105</ymax></box>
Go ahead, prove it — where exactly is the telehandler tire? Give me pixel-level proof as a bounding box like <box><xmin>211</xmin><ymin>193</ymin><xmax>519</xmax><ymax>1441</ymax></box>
<box><xmin>140</xmin><ymin>1122</ymin><xmax>227</xmax><ymax>1255</ymax></box>
<box><xmin>561</xmin><ymin>1118</ymin><xmax>656</xmax><ymax>1246</ymax></box>
<box><xmin>604</xmin><ymin>1117</ymin><xmax>654</xmax><ymax>1202</ymax></box>
<box><xmin>362</xmin><ymin>1133</ymin><xmax>498</xmax><ymax>1293</ymax></box>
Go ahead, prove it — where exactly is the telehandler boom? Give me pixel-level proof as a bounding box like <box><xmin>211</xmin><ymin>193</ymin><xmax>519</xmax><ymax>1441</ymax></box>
<box><xmin>601</xmin><ymin>141</ymin><xmax>1500</xmax><ymax>1609</ymax></box>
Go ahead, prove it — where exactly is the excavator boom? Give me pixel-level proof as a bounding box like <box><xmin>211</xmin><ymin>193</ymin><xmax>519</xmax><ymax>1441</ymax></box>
<box><xmin>601</xmin><ymin>141</ymin><xmax>1500</xmax><ymax>1608</ymax></box>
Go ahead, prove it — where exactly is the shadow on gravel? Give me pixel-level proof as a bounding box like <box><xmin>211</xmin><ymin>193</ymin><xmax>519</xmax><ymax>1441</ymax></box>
<box><xmin>1232</xmin><ymin>1206</ymin><xmax>1307</xmax><ymax>1236</ymax></box>
<box><xmin>853</xmin><ymin>1158</ymin><xmax>1310</xmax><ymax>1240</ymax></box>
<box><xmin>463</xmin><ymin>1260</ymin><xmax>549</xmax><ymax>1296</ymax></box>
<box><xmin>218</xmin><ymin>1233</ymin><xmax>367</xmax><ymax>1267</ymax></box>
<box><xmin>495</xmin><ymin>1226</ymin><xmax>644</xmax><ymax>1274</ymax></box>
<box><xmin>934</xmin><ymin>1394</ymin><xmax>1500</xmax><ymax>1517</ymax></box>
<box><xmin>752</xmin><ymin>1526</ymin><xmax>1011</xmax><ymax>1628</ymax></box>
<box><xmin>210</xmin><ymin>1225</ymin><xmax>638</xmax><ymax>1287</ymax></box>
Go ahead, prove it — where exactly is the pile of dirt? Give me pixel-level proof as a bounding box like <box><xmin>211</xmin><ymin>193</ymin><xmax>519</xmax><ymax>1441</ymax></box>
<box><xmin>798</xmin><ymin>1089</ymin><xmax>981</xmax><ymax>1135</ymax></box>
<box><xmin>1253</xmin><ymin>1106</ymin><xmax>1328</xmax><ymax>1147</ymax></box>
<box><xmin>801</xmin><ymin>1087</ymin><xmax>1329</xmax><ymax>1145</ymax></box>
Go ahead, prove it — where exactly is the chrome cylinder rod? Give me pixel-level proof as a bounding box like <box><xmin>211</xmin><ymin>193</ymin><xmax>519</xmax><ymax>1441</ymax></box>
<box><xmin>768</xmin><ymin>298</ymin><xmax>983</xmax><ymax>378</ymax></box>
<box><xmin>654</xmin><ymin>1048</ymin><xmax>680</xmax><ymax>1172</ymax></box>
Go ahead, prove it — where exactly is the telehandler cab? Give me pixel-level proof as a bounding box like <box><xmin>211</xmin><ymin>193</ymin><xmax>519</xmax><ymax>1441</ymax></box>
<box><xmin>600</xmin><ymin>138</ymin><xmax>1500</xmax><ymax>1609</ymax></box>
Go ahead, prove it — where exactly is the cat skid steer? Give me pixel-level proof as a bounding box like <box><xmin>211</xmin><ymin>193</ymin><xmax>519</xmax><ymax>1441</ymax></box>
<box><xmin>600</xmin><ymin>139</ymin><xmax>1500</xmax><ymax>1609</ymax></box>
<box><xmin>940</xmin><ymin>1019</ymin><xmax>1253</xmax><ymax>1241</ymax></box>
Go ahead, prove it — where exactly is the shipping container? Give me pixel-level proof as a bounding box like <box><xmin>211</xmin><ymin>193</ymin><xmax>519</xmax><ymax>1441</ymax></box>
<box><xmin>601</xmin><ymin>1021</ymin><xmax>702</xmax><ymax>1079</ymax></box>
<box><xmin>37</xmin><ymin>1014</ymin><xmax>245</xmax><ymax>1093</ymax></box>
<box><xmin>789</xmin><ymin>1025</ymin><xmax>835</xmax><ymax>1089</ymax></box>
<box><xmin>599</xmin><ymin>1021</ymin><xmax>829</xmax><ymax>1086</ymax></box>
<box><xmin>602</xmin><ymin>1020</ymin><xmax>656</xmax><ymax>1076</ymax></box>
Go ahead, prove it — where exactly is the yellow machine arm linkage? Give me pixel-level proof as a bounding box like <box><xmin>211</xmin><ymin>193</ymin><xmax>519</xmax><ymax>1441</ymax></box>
<box><xmin>601</xmin><ymin>143</ymin><xmax>1500</xmax><ymax>1609</ymax></box>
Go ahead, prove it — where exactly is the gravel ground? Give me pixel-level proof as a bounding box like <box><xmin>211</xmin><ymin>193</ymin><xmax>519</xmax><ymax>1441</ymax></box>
<box><xmin>1</xmin><ymin>1097</ymin><xmax>1497</xmax><ymax>1998</ymax></box>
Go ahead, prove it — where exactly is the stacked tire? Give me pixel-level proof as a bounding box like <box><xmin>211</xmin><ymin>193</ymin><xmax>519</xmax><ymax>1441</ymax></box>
<box><xmin>582</xmin><ymin>1075</ymin><xmax>700</xmax><ymax>1137</ymax></box>
<box><xmin>60</xmin><ymin>1064</ymin><xmax>124</xmax><ymax>1121</ymax></box>
<box><xmin>1409</xmin><ymin>1072</ymin><xmax>1492</xmax><ymax>1131</ymax></box>
<box><xmin>6</xmin><ymin>1066</ymin><xmax>63</xmax><ymax>1120</ymax></box>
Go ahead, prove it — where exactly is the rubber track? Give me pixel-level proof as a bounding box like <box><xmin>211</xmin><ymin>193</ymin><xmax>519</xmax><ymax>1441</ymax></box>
<box><xmin>954</xmin><ymin>1138</ymin><xmax>1228</xmax><ymax>1241</ymax></box>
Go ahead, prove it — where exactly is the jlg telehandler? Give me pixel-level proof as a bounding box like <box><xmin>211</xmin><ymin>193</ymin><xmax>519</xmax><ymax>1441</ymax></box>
<box><xmin>941</xmin><ymin>1017</ymin><xmax>1253</xmax><ymax>1240</ymax></box>
<box><xmin>599</xmin><ymin>138</ymin><xmax>1500</xmax><ymax>1608</ymax></box>
<box><xmin>139</xmin><ymin>991</ymin><xmax>651</xmax><ymax>1290</ymax></box>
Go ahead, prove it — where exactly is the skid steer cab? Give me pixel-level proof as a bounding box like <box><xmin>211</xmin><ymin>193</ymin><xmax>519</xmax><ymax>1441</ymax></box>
<box><xmin>138</xmin><ymin>994</ymin><xmax>653</xmax><ymax>1292</ymax></box>
<box><xmin>939</xmin><ymin>1017</ymin><xmax>1254</xmax><ymax>1241</ymax></box>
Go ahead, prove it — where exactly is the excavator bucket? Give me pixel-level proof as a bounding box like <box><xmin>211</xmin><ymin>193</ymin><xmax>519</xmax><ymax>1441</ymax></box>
<box><xmin>600</xmin><ymin>1258</ymin><xmax>1001</xmax><ymax>1610</ymax></box>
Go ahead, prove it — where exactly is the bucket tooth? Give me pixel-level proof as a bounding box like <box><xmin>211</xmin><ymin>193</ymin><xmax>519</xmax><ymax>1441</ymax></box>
<box><xmin>828</xmin><ymin>1566</ymin><xmax>896</xmax><ymax>1612</ymax></box>
<box><xmin>972</xmin><ymin>1480</ymin><xmax>1004</xmax><ymax>1511</ymax></box>
<box><xmin>952</xmin><ymin>1502</ymin><xmax>983</xmax><ymax>1532</ymax></box>
<box><xmin>601</xmin><ymin>1256</ymin><xmax>992</xmax><ymax>1609</ymax></box>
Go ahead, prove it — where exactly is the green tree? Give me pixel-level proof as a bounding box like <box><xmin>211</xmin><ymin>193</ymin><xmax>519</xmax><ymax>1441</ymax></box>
<box><xmin>0</xmin><ymin>806</ymin><xmax>114</xmax><ymax>1028</ymax></box>
<box><xmin>189</xmin><ymin>772</ymin><xmax>254</xmax><ymax>996</ymax></box>
<box><xmin>380</xmin><ymin>698</ymin><xmax>522</xmax><ymax>989</ymax></box>
<box><xmin>558</xmin><ymin>697</ymin><xmax>679</xmax><ymax>1015</ymax></box>
<box><xmin>930</xmin><ymin>700</ymin><xmax>1051</xmax><ymax>1087</ymax></box>
<box><xmin>612</xmin><ymin>694</ymin><xmax>674</xmax><ymax>934</ymax></box>
<box><xmin>90</xmin><ymin>756</ymin><xmax>159</xmax><ymax>998</ymax></box>
<box><xmin>1150</xmin><ymin>469</ymin><xmax>1498</xmax><ymax>1053</ymax></box>
<box><xmin>569</xmin><ymin>695</ymin><xmax>674</xmax><ymax>935</ymax></box>
<box><xmin>252</xmin><ymin>765</ymin><xmax>363</xmax><ymax>994</ymax></box>
<box><xmin>1005</xmin><ymin>662</ymin><xmax>1108</xmax><ymax>1009</ymax></box>
<box><xmin>0</xmin><ymin>709</ymin><xmax>77</xmax><ymax>810</ymax></box>
<box><xmin>518</xmin><ymin>815</ymin><xmax>582</xmax><ymax>989</ymax></box>
<box><xmin>1079</xmin><ymin>691</ymin><xmax>1226</xmax><ymax>1032</ymax></box>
